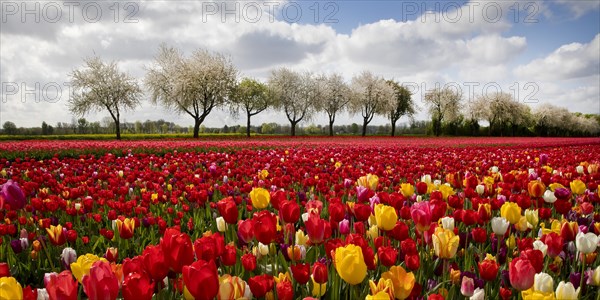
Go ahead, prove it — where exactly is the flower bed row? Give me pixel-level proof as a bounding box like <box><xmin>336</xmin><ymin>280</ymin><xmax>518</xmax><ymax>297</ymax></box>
<box><xmin>0</xmin><ymin>138</ymin><xmax>599</xmax><ymax>299</ymax></box>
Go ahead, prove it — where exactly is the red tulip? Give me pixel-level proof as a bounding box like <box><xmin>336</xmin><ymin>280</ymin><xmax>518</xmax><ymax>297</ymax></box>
<box><xmin>161</xmin><ymin>228</ymin><xmax>194</xmax><ymax>273</ymax></box>
<box><xmin>242</xmin><ymin>253</ymin><xmax>257</xmax><ymax>272</ymax></box>
<box><xmin>142</xmin><ymin>245</ymin><xmax>169</xmax><ymax>282</ymax></box>
<box><xmin>509</xmin><ymin>257</ymin><xmax>535</xmax><ymax>291</ymax></box>
<box><xmin>378</xmin><ymin>246</ymin><xmax>398</xmax><ymax>267</ymax></box>
<box><xmin>217</xmin><ymin>197</ymin><xmax>238</xmax><ymax>224</ymax></box>
<box><xmin>221</xmin><ymin>243</ymin><xmax>237</xmax><ymax>266</ymax></box>
<box><xmin>416</xmin><ymin>181</ymin><xmax>428</xmax><ymax>195</ymax></box>
<box><xmin>276</xmin><ymin>280</ymin><xmax>293</xmax><ymax>300</ymax></box>
<box><xmin>22</xmin><ymin>285</ymin><xmax>38</xmax><ymax>300</ymax></box>
<box><xmin>478</xmin><ymin>259</ymin><xmax>499</xmax><ymax>281</ymax></box>
<box><xmin>291</xmin><ymin>263</ymin><xmax>311</xmax><ymax>285</ymax></box>
<box><xmin>82</xmin><ymin>261</ymin><xmax>119</xmax><ymax>300</ymax></box>
<box><xmin>122</xmin><ymin>256</ymin><xmax>144</xmax><ymax>278</ymax></box>
<box><xmin>328</xmin><ymin>201</ymin><xmax>346</xmax><ymax>223</ymax></box>
<box><xmin>312</xmin><ymin>261</ymin><xmax>328</xmax><ymax>284</ymax></box>
<box><xmin>471</xmin><ymin>228</ymin><xmax>487</xmax><ymax>243</ymax></box>
<box><xmin>279</xmin><ymin>200</ymin><xmax>300</xmax><ymax>224</ymax></box>
<box><xmin>182</xmin><ymin>260</ymin><xmax>219</xmax><ymax>300</ymax></box>
<box><xmin>253</xmin><ymin>211</ymin><xmax>277</xmax><ymax>245</ymax></box>
<box><xmin>194</xmin><ymin>232</ymin><xmax>225</xmax><ymax>262</ymax></box>
<box><xmin>237</xmin><ymin>219</ymin><xmax>255</xmax><ymax>244</ymax></box>
<box><xmin>305</xmin><ymin>213</ymin><xmax>330</xmax><ymax>245</ymax></box>
<box><xmin>520</xmin><ymin>249</ymin><xmax>544</xmax><ymax>273</ymax></box>
<box><xmin>352</xmin><ymin>203</ymin><xmax>371</xmax><ymax>222</ymax></box>
<box><xmin>122</xmin><ymin>272</ymin><xmax>154</xmax><ymax>300</ymax></box>
<box><xmin>0</xmin><ymin>262</ymin><xmax>10</xmax><ymax>277</ymax></box>
<box><xmin>45</xmin><ymin>270</ymin><xmax>78</xmax><ymax>300</ymax></box>
<box><xmin>248</xmin><ymin>274</ymin><xmax>274</xmax><ymax>298</ymax></box>
<box><xmin>389</xmin><ymin>221</ymin><xmax>409</xmax><ymax>241</ymax></box>
<box><xmin>405</xmin><ymin>253</ymin><xmax>420</xmax><ymax>271</ymax></box>
<box><xmin>542</xmin><ymin>232</ymin><xmax>564</xmax><ymax>258</ymax></box>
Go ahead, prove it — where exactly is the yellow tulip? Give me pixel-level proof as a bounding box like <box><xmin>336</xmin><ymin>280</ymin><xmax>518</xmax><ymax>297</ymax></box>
<box><xmin>381</xmin><ymin>265</ymin><xmax>415</xmax><ymax>300</ymax></box>
<box><xmin>368</xmin><ymin>225</ymin><xmax>379</xmax><ymax>240</ymax></box>
<box><xmin>515</xmin><ymin>216</ymin><xmax>529</xmax><ymax>232</ymax></box>
<box><xmin>521</xmin><ymin>289</ymin><xmax>555</xmax><ymax>300</ymax></box>
<box><xmin>432</xmin><ymin>227</ymin><xmax>460</xmax><ymax>259</ymax></box>
<box><xmin>400</xmin><ymin>183</ymin><xmax>415</xmax><ymax>197</ymax></box>
<box><xmin>374</xmin><ymin>204</ymin><xmax>398</xmax><ymax>231</ymax></box>
<box><xmin>525</xmin><ymin>209</ymin><xmax>539</xmax><ymax>228</ymax></box>
<box><xmin>357</xmin><ymin>174</ymin><xmax>379</xmax><ymax>190</ymax></box>
<box><xmin>311</xmin><ymin>276</ymin><xmax>327</xmax><ymax>297</ymax></box>
<box><xmin>438</xmin><ymin>185</ymin><xmax>455</xmax><ymax>200</ymax></box>
<box><xmin>366</xmin><ymin>291</ymin><xmax>391</xmax><ymax>300</ymax></box>
<box><xmin>70</xmin><ymin>253</ymin><xmax>107</xmax><ymax>282</ymax></box>
<box><xmin>0</xmin><ymin>277</ymin><xmax>22</xmax><ymax>300</ymax></box>
<box><xmin>258</xmin><ymin>169</ymin><xmax>269</xmax><ymax>180</ymax></box>
<box><xmin>548</xmin><ymin>183</ymin><xmax>565</xmax><ymax>192</ymax></box>
<box><xmin>500</xmin><ymin>202</ymin><xmax>522</xmax><ymax>224</ymax></box>
<box><xmin>334</xmin><ymin>244</ymin><xmax>367</xmax><ymax>285</ymax></box>
<box><xmin>569</xmin><ymin>180</ymin><xmax>586</xmax><ymax>195</ymax></box>
<box><xmin>368</xmin><ymin>279</ymin><xmax>394</xmax><ymax>300</ymax></box>
<box><xmin>249</xmin><ymin>187</ymin><xmax>270</xmax><ymax>209</ymax></box>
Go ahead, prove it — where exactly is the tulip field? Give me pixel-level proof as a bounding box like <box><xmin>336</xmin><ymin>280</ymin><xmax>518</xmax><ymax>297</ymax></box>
<box><xmin>1</xmin><ymin>136</ymin><xmax>600</xmax><ymax>300</ymax></box>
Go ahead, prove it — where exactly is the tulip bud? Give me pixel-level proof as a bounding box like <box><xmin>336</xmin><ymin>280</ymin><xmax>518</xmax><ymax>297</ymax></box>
<box><xmin>60</xmin><ymin>247</ymin><xmax>77</xmax><ymax>270</ymax></box>
<box><xmin>339</xmin><ymin>219</ymin><xmax>350</xmax><ymax>235</ymax></box>
<box><xmin>543</xmin><ymin>190</ymin><xmax>557</xmax><ymax>203</ymax></box>
<box><xmin>441</xmin><ymin>217</ymin><xmax>454</xmax><ymax>231</ymax></box>
<box><xmin>461</xmin><ymin>276</ymin><xmax>475</xmax><ymax>297</ymax></box>
<box><xmin>576</xmin><ymin>166</ymin><xmax>584</xmax><ymax>174</ymax></box>
<box><xmin>476</xmin><ymin>185</ymin><xmax>485</xmax><ymax>195</ymax></box>
<box><xmin>216</xmin><ymin>217</ymin><xmax>227</xmax><ymax>232</ymax></box>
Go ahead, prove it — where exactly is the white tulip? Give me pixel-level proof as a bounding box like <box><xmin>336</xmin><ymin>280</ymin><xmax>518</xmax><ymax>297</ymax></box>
<box><xmin>543</xmin><ymin>190</ymin><xmax>557</xmax><ymax>203</ymax></box>
<box><xmin>491</xmin><ymin>217</ymin><xmax>510</xmax><ymax>236</ymax></box>
<box><xmin>575</xmin><ymin>232</ymin><xmax>599</xmax><ymax>254</ymax></box>
<box><xmin>441</xmin><ymin>217</ymin><xmax>455</xmax><ymax>231</ymax></box>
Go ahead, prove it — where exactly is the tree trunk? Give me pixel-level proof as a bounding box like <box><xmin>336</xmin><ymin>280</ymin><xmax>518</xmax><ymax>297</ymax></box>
<box><xmin>115</xmin><ymin>119</ymin><xmax>121</xmax><ymax>140</ymax></box>
<box><xmin>290</xmin><ymin>121</ymin><xmax>296</xmax><ymax>136</ymax></box>
<box><xmin>246</xmin><ymin>112</ymin><xmax>251</xmax><ymax>138</ymax></box>
<box><xmin>193</xmin><ymin>118</ymin><xmax>201</xmax><ymax>138</ymax></box>
<box><xmin>329</xmin><ymin>120</ymin><xmax>334</xmax><ymax>136</ymax></box>
<box><xmin>362</xmin><ymin>119</ymin><xmax>368</xmax><ymax>137</ymax></box>
<box><xmin>391</xmin><ymin>119</ymin><xmax>397</xmax><ymax>137</ymax></box>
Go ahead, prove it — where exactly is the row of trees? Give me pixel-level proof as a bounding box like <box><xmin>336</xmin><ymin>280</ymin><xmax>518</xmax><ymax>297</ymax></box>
<box><xmin>423</xmin><ymin>87</ymin><xmax>600</xmax><ymax>137</ymax></box>
<box><xmin>2</xmin><ymin>120</ymin><xmax>430</xmax><ymax>136</ymax></box>
<box><xmin>60</xmin><ymin>44</ymin><xmax>599</xmax><ymax>139</ymax></box>
<box><xmin>69</xmin><ymin>44</ymin><xmax>417</xmax><ymax>139</ymax></box>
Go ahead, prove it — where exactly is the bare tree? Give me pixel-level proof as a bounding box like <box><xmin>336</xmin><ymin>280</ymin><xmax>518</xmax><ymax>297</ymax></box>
<box><xmin>387</xmin><ymin>80</ymin><xmax>416</xmax><ymax>137</ymax></box>
<box><xmin>229</xmin><ymin>78</ymin><xmax>273</xmax><ymax>137</ymax></box>
<box><xmin>316</xmin><ymin>73</ymin><xmax>351</xmax><ymax>136</ymax></box>
<box><xmin>68</xmin><ymin>56</ymin><xmax>142</xmax><ymax>140</ymax></box>
<box><xmin>350</xmin><ymin>71</ymin><xmax>394</xmax><ymax>137</ymax></box>
<box><xmin>145</xmin><ymin>44</ymin><xmax>237</xmax><ymax>138</ymax></box>
<box><xmin>268</xmin><ymin>68</ymin><xmax>317</xmax><ymax>136</ymax></box>
<box><xmin>423</xmin><ymin>86</ymin><xmax>462</xmax><ymax>136</ymax></box>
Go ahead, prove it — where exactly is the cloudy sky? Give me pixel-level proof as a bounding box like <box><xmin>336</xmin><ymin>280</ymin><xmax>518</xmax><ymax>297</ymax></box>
<box><xmin>1</xmin><ymin>0</ymin><xmax>599</xmax><ymax>128</ymax></box>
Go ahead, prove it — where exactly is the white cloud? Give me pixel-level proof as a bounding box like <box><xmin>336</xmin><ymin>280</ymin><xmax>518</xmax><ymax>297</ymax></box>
<box><xmin>515</xmin><ymin>34</ymin><xmax>600</xmax><ymax>81</ymax></box>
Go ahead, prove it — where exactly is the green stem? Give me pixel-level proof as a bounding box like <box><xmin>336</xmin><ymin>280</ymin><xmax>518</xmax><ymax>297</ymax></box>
<box><xmin>580</xmin><ymin>256</ymin><xmax>585</xmax><ymax>294</ymax></box>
